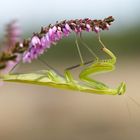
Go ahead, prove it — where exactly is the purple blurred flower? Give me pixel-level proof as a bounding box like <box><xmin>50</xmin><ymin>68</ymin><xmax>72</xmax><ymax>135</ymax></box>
<box><xmin>6</xmin><ymin>20</ymin><xmax>21</xmax><ymax>49</ymax></box>
<box><xmin>0</xmin><ymin>20</ymin><xmax>22</xmax><ymax>76</ymax></box>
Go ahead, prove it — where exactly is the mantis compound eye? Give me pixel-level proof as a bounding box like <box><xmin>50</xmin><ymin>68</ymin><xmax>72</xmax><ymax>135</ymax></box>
<box><xmin>117</xmin><ymin>82</ymin><xmax>126</xmax><ymax>95</ymax></box>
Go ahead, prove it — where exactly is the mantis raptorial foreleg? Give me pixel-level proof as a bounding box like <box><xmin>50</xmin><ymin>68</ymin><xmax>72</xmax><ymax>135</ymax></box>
<box><xmin>79</xmin><ymin>34</ymin><xmax>116</xmax><ymax>89</ymax></box>
<box><xmin>79</xmin><ymin>38</ymin><xmax>126</xmax><ymax>94</ymax></box>
<box><xmin>79</xmin><ymin>47</ymin><xmax>115</xmax><ymax>90</ymax></box>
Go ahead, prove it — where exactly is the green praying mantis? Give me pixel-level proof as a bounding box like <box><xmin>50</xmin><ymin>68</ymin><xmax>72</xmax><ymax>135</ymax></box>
<box><xmin>1</xmin><ymin>34</ymin><xmax>126</xmax><ymax>95</ymax></box>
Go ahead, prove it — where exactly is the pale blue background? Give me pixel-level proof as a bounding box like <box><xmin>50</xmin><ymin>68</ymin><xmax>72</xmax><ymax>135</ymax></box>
<box><xmin>0</xmin><ymin>0</ymin><xmax>140</xmax><ymax>34</ymax></box>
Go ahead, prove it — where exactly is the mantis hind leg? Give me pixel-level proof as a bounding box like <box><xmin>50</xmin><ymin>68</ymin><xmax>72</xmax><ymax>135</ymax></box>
<box><xmin>75</xmin><ymin>34</ymin><xmax>100</xmax><ymax>66</ymax></box>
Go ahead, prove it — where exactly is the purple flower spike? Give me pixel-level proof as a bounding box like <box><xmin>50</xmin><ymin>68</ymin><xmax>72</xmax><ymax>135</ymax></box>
<box><xmin>20</xmin><ymin>16</ymin><xmax>114</xmax><ymax>63</ymax></box>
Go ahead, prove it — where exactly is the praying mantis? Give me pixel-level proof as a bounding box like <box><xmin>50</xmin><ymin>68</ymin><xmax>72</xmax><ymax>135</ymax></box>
<box><xmin>0</xmin><ymin>17</ymin><xmax>126</xmax><ymax>95</ymax></box>
<box><xmin>2</xmin><ymin>34</ymin><xmax>126</xmax><ymax>95</ymax></box>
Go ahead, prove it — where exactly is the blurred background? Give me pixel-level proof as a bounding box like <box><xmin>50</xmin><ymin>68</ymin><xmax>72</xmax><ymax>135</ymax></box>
<box><xmin>0</xmin><ymin>0</ymin><xmax>140</xmax><ymax>140</ymax></box>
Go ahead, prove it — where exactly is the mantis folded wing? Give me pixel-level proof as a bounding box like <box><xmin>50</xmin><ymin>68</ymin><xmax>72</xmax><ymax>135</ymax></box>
<box><xmin>2</xmin><ymin>47</ymin><xmax>126</xmax><ymax>95</ymax></box>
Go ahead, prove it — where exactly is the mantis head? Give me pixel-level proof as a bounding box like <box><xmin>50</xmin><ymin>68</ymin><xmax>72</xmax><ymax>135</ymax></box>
<box><xmin>117</xmin><ymin>82</ymin><xmax>126</xmax><ymax>95</ymax></box>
